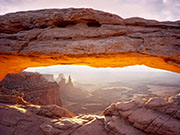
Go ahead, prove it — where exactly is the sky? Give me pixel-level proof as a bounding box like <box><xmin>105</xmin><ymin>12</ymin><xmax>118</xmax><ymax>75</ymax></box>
<box><xmin>0</xmin><ymin>0</ymin><xmax>180</xmax><ymax>21</ymax></box>
<box><xmin>24</xmin><ymin>65</ymin><xmax>180</xmax><ymax>84</ymax></box>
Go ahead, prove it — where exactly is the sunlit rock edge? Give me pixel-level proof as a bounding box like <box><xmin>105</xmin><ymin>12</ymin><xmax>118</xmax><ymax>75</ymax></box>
<box><xmin>0</xmin><ymin>93</ymin><xmax>180</xmax><ymax>135</ymax></box>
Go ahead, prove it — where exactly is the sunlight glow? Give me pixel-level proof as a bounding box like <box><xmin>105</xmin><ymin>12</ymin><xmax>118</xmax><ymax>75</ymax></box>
<box><xmin>25</xmin><ymin>65</ymin><xmax>170</xmax><ymax>73</ymax></box>
<box><xmin>24</xmin><ymin>65</ymin><xmax>179</xmax><ymax>84</ymax></box>
<box><xmin>163</xmin><ymin>0</ymin><xmax>167</xmax><ymax>4</ymax></box>
<box><xmin>7</xmin><ymin>105</ymin><xmax>27</xmax><ymax>113</ymax></box>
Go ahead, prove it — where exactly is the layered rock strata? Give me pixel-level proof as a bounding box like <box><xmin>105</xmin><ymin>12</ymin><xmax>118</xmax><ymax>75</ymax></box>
<box><xmin>0</xmin><ymin>93</ymin><xmax>179</xmax><ymax>135</ymax></box>
<box><xmin>103</xmin><ymin>93</ymin><xmax>180</xmax><ymax>135</ymax></box>
<box><xmin>0</xmin><ymin>72</ymin><xmax>61</xmax><ymax>106</ymax></box>
<box><xmin>0</xmin><ymin>8</ymin><xmax>180</xmax><ymax>80</ymax></box>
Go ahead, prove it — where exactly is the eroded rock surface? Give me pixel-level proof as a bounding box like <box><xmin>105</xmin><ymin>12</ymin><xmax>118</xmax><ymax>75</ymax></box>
<box><xmin>0</xmin><ymin>94</ymin><xmax>180</xmax><ymax>135</ymax></box>
<box><xmin>104</xmin><ymin>94</ymin><xmax>180</xmax><ymax>135</ymax></box>
<box><xmin>0</xmin><ymin>72</ymin><xmax>61</xmax><ymax>106</ymax></box>
<box><xmin>0</xmin><ymin>103</ymin><xmax>75</xmax><ymax>135</ymax></box>
<box><xmin>0</xmin><ymin>8</ymin><xmax>180</xmax><ymax>81</ymax></box>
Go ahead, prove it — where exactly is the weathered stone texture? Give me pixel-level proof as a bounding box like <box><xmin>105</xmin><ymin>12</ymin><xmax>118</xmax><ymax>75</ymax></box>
<box><xmin>0</xmin><ymin>94</ymin><xmax>180</xmax><ymax>135</ymax></box>
<box><xmin>0</xmin><ymin>8</ymin><xmax>180</xmax><ymax>80</ymax></box>
<box><xmin>0</xmin><ymin>72</ymin><xmax>61</xmax><ymax>106</ymax></box>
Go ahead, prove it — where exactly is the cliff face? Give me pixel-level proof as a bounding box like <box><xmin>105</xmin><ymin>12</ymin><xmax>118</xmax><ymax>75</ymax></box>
<box><xmin>0</xmin><ymin>72</ymin><xmax>61</xmax><ymax>106</ymax></box>
<box><xmin>42</xmin><ymin>74</ymin><xmax>55</xmax><ymax>82</ymax></box>
<box><xmin>0</xmin><ymin>8</ymin><xmax>180</xmax><ymax>81</ymax></box>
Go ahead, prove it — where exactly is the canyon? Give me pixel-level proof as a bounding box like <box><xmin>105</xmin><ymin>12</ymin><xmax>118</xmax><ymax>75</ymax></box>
<box><xmin>0</xmin><ymin>8</ymin><xmax>180</xmax><ymax>135</ymax></box>
<box><xmin>0</xmin><ymin>70</ymin><xmax>180</xmax><ymax>135</ymax></box>
<box><xmin>56</xmin><ymin>71</ymin><xmax>180</xmax><ymax>114</ymax></box>
<box><xmin>0</xmin><ymin>72</ymin><xmax>61</xmax><ymax>106</ymax></box>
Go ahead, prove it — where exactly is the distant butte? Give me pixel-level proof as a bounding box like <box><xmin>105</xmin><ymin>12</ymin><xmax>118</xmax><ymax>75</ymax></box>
<box><xmin>0</xmin><ymin>8</ymin><xmax>180</xmax><ymax>81</ymax></box>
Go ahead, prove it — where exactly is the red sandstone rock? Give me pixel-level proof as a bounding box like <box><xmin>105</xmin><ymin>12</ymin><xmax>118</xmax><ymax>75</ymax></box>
<box><xmin>71</xmin><ymin>117</ymin><xmax>108</xmax><ymax>135</ymax></box>
<box><xmin>0</xmin><ymin>94</ymin><xmax>180</xmax><ymax>135</ymax></box>
<box><xmin>0</xmin><ymin>8</ymin><xmax>179</xmax><ymax>58</ymax></box>
<box><xmin>0</xmin><ymin>103</ymin><xmax>75</xmax><ymax>135</ymax></box>
<box><xmin>0</xmin><ymin>8</ymin><xmax>180</xmax><ymax>81</ymax></box>
<box><xmin>0</xmin><ymin>72</ymin><xmax>61</xmax><ymax>106</ymax></box>
<box><xmin>103</xmin><ymin>93</ymin><xmax>180</xmax><ymax>135</ymax></box>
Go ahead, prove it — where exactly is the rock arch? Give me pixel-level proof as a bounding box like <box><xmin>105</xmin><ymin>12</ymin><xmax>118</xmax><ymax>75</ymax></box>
<box><xmin>0</xmin><ymin>8</ymin><xmax>180</xmax><ymax>80</ymax></box>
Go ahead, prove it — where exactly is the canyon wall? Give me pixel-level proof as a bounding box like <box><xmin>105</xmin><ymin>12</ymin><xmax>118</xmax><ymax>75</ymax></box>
<box><xmin>0</xmin><ymin>72</ymin><xmax>61</xmax><ymax>106</ymax></box>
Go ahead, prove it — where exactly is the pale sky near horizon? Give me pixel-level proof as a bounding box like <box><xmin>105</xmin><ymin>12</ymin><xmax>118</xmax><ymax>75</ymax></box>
<box><xmin>24</xmin><ymin>65</ymin><xmax>180</xmax><ymax>84</ymax></box>
<box><xmin>0</xmin><ymin>0</ymin><xmax>180</xmax><ymax>21</ymax></box>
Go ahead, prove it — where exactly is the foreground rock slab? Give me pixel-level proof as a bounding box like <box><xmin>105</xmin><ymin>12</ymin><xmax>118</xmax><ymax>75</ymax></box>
<box><xmin>104</xmin><ymin>94</ymin><xmax>180</xmax><ymax>135</ymax></box>
<box><xmin>0</xmin><ymin>93</ymin><xmax>180</xmax><ymax>135</ymax></box>
<box><xmin>0</xmin><ymin>8</ymin><xmax>180</xmax><ymax>80</ymax></box>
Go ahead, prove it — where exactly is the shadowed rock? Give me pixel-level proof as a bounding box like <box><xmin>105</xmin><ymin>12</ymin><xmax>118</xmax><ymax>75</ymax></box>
<box><xmin>0</xmin><ymin>94</ymin><xmax>180</xmax><ymax>135</ymax></box>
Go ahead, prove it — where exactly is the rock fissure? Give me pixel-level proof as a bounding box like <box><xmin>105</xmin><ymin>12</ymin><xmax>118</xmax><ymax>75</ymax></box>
<box><xmin>155</xmin><ymin>116</ymin><xmax>172</xmax><ymax>134</ymax></box>
<box><xmin>144</xmin><ymin>116</ymin><xmax>159</xmax><ymax>131</ymax></box>
<box><xmin>17</xmin><ymin>32</ymin><xmax>41</xmax><ymax>54</ymax></box>
<box><xmin>170</xmin><ymin>104</ymin><xmax>180</xmax><ymax>118</ymax></box>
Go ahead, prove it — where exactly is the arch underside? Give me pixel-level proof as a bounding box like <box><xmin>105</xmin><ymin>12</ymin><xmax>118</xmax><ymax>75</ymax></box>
<box><xmin>0</xmin><ymin>8</ymin><xmax>180</xmax><ymax>80</ymax></box>
<box><xmin>0</xmin><ymin>53</ymin><xmax>180</xmax><ymax>81</ymax></box>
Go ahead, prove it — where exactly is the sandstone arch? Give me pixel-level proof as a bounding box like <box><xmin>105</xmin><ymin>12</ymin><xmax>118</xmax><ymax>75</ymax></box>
<box><xmin>0</xmin><ymin>8</ymin><xmax>180</xmax><ymax>81</ymax></box>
